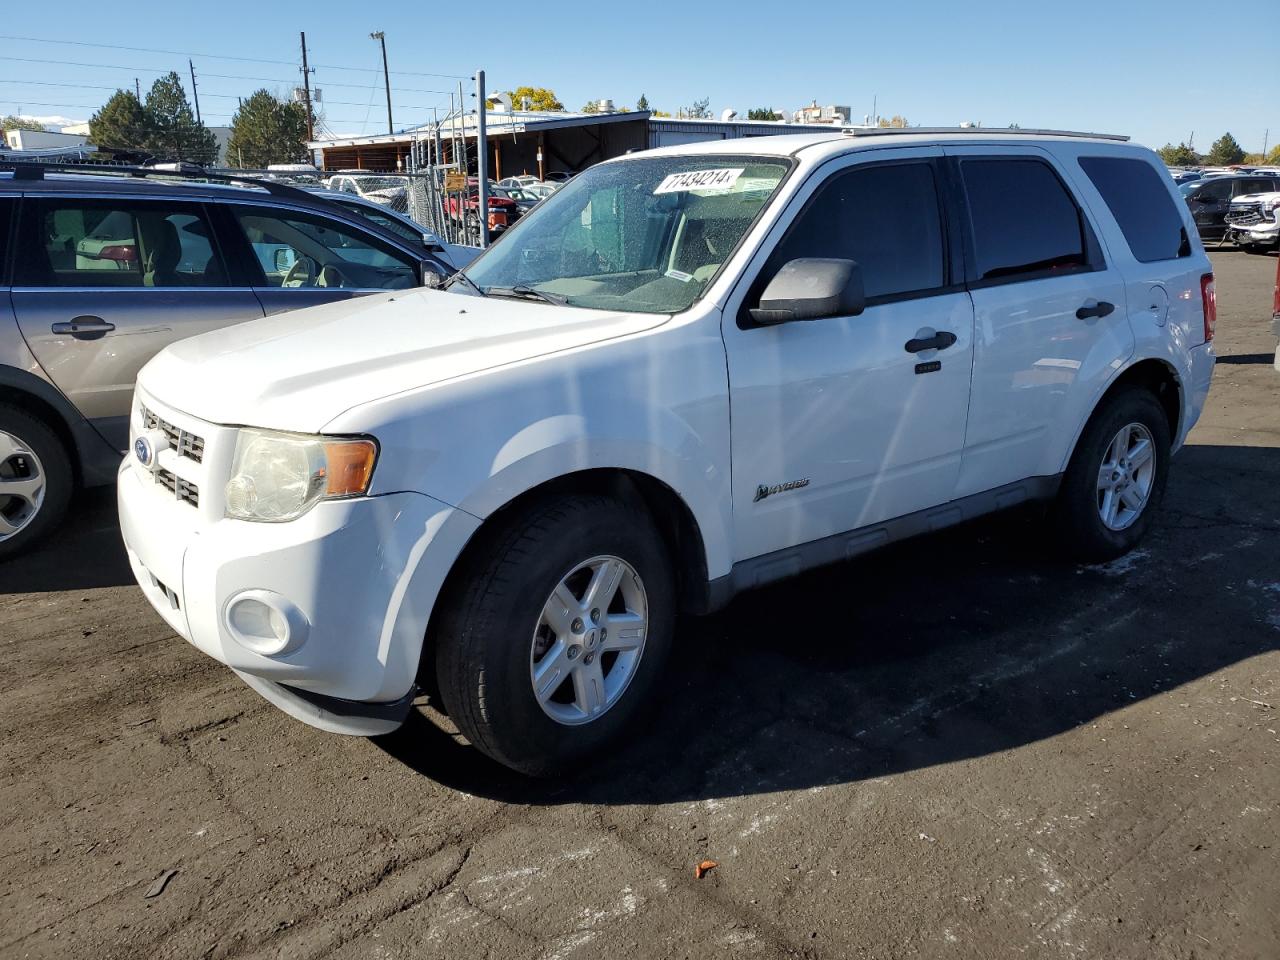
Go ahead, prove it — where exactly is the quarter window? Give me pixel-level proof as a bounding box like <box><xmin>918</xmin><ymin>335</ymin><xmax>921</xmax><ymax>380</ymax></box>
<box><xmin>231</xmin><ymin>208</ymin><xmax>417</xmax><ymax>289</ymax></box>
<box><xmin>960</xmin><ymin>159</ymin><xmax>1091</xmax><ymax>282</ymax></box>
<box><xmin>767</xmin><ymin>162</ymin><xmax>946</xmax><ymax>301</ymax></box>
<box><xmin>17</xmin><ymin>199</ymin><xmax>226</xmax><ymax>288</ymax></box>
<box><xmin>1079</xmin><ymin>156</ymin><xmax>1190</xmax><ymax>263</ymax></box>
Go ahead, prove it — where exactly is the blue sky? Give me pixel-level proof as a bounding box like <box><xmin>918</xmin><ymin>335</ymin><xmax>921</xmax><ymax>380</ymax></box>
<box><xmin>2</xmin><ymin>1</ymin><xmax>1275</xmax><ymax>153</ymax></box>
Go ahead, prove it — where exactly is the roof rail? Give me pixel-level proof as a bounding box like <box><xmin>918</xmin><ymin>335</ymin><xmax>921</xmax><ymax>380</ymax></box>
<box><xmin>0</xmin><ymin>161</ymin><xmax>320</xmax><ymax>202</ymax></box>
<box><xmin>844</xmin><ymin>127</ymin><xmax>1130</xmax><ymax>142</ymax></box>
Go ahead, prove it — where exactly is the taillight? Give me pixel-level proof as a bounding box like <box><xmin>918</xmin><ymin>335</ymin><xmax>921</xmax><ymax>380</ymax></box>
<box><xmin>1200</xmin><ymin>273</ymin><xmax>1217</xmax><ymax>342</ymax></box>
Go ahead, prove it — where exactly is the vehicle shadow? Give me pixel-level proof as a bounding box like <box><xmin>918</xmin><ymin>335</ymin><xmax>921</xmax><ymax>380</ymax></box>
<box><xmin>378</xmin><ymin>443</ymin><xmax>1280</xmax><ymax>804</ymax></box>
<box><xmin>1215</xmin><ymin>353</ymin><xmax>1274</xmax><ymax>365</ymax></box>
<box><xmin>0</xmin><ymin>487</ymin><xmax>132</xmax><ymax>594</ymax></box>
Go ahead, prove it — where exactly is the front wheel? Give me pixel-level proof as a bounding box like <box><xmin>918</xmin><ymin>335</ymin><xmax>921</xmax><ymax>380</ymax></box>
<box><xmin>1050</xmin><ymin>388</ymin><xmax>1171</xmax><ymax>563</ymax></box>
<box><xmin>433</xmin><ymin>494</ymin><xmax>675</xmax><ymax>776</ymax></box>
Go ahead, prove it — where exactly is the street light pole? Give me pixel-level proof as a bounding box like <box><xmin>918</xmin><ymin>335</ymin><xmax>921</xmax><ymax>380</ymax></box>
<box><xmin>370</xmin><ymin>31</ymin><xmax>393</xmax><ymax>136</ymax></box>
<box><xmin>476</xmin><ymin>70</ymin><xmax>490</xmax><ymax>247</ymax></box>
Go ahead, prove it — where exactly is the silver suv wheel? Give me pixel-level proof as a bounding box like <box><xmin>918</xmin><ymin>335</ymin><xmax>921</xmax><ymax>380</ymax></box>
<box><xmin>530</xmin><ymin>555</ymin><xmax>649</xmax><ymax>726</ymax></box>
<box><xmin>0</xmin><ymin>429</ymin><xmax>46</xmax><ymax>542</ymax></box>
<box><xmin>1096</xmin><ymin>422</ymin><xmax>1156</xmax><ymax>531</ymax></box>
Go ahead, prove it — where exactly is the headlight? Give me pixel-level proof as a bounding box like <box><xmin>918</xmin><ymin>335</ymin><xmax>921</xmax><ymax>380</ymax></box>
<box><xmin>224</xmin><ymin>429</ymin><xmax>378</xmax><ymax>522</ymax></box>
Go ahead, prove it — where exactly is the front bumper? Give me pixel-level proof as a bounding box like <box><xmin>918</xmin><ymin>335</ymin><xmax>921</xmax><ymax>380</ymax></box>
<box><xmin>119</xmin><ymin>456</ymin><xmax>479</xmax><ymax>735</ymax></box>
<box><xmin>1227</xmin><ymin>224</ymin><xmax>1279</xmax><ymax>246</ymax></box>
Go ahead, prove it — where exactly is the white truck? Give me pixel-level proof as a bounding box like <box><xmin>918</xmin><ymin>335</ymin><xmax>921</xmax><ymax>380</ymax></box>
<box><xmin>119</xmin><ymin>130</ymin><xmax>1216</xmax><ymax>775</ymax></box>
<box><xmin>1226</xmin><ymin>189</ymin><xmax>1280</xmax><ymax>252</ymax></box>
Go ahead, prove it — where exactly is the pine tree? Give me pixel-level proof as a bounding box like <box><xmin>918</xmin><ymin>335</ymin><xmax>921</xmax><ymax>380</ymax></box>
<box><xmin>1205</xmin><ymin>133</ymin><xmax>1244</xmax><ymax>166</ymax></box>
<box><xmin>143</xmin><ymin>72</ymin><xmax>218</xmax><ymax>165</ymax></box>
<box><xmin>89</xmin><ymin>90</ymin><xmax>151</xmax><ymax>152</ymax></box>
<box><xmin>1157</xmin><ymin>142</ymin><xmax>1199</xmax><ymax>166</ymax></box>
<box><xmin>226</xmin><ymin>90</ymin><xmax>309</xmax><ymax>168</ymax></box>
<box><xmin>636</xmin><ymin>93</ymin><xmax>649</xmax><ymax>112</ymax></box>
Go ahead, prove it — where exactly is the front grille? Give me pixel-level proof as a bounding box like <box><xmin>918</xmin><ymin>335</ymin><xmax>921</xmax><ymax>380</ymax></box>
<box><xmin>140</xmin><ymin>405</ymin><xmax>205</xmax><ymax>463</ymax></box>
<box><xmin>155</xmin><ymin>467</ymin><xmax>200</xmax><ymax>508</ymax></box>
<box><xmin>1226</xmin><ymin>204</ymin><xmax>1264</xmax><ymax>226</ymax></box>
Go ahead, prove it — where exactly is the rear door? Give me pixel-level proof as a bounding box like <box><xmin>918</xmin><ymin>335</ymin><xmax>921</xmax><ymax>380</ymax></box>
<box><xmin>221</xmin><ymin>203</ymin><xmax>421</xmax><ymax>316</ymax></box>
<box><xmin>11</xmin><ymin>195</ymin><xmax>264</xmax><ymax>449</ymax></box>
<box><xmin>944</xmin><ymin>147</ymin><xmax>1132</xmax><ymax>498</ymax></box>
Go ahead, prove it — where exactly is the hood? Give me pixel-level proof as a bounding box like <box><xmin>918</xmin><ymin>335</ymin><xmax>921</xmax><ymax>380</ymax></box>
<box><xmin>139</xmin><ymin>289</ymin><xmax>667</xmax><ymax>433</ymax></box>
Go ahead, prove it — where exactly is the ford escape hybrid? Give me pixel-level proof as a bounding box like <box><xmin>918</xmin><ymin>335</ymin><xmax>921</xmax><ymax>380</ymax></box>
<box><xmin>118</xmin><ymin>131</ymin><xmax>1215</xmax><ymax>774</ymax></box>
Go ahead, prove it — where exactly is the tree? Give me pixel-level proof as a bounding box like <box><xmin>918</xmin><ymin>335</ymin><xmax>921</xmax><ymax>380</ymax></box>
<box><xmin>506</xmin><ymin>86</ymin><xmax>564</xmax><ymax>111</ymax></box>
<box><xmin>3</xmin><ymin>115</ymin><xmax>47</xmax><ymax>133</ymax></box>
<box><xmin>89</xmin><ymin>89</ymin><xmax>151</xmax><ymax>152</ymax></box>
<box><xmin>226</xmin><ymin>90</ymin><xmax>309</xmax><ymax>168</ymax></box>
<box><xmin>877</xmin><ymin>115</ymin><xmax>909</xmax><ymax>128</ymax></box>
<box><xmin>1157</xmin><ymin>142</ymin><xmax>1199</xmax><ymax>166</ymax></box>
<box><xmin>580</xmin><ymin>100</ymin><xmax>601</xmax><ymax>114</ymax></box>
<box><xmin>747</xmin><ymin>108</ymin><xmax>781</xmax><ymax>121</ymax></box>
<box><xmin>143</xmin><ymin>71</ymin><xmax>218</xmax><ymax>164</ymax></box>
<box><xmin>1205</xmin><ymin>132</ymin><xmax>1244</xmax><ymax>166</ymax></box>
<box><xmin>682</xmin><ymin>97</ymin><xmax>712</xmax><ymax>119</ymax></box>
<box><xmin>1267</xmin><ymin>145</ymin><xmax>1280</xmax><ymax>165</ymax></box>
<box><xmin>636</xmin><ymin>93</ymin><xmax>649</xmax><ymax>112</ymax></box>
<box><xmin>651</xmin><ymin>110</ymin><xmax>672</xmax><ymax>118</ymax></box>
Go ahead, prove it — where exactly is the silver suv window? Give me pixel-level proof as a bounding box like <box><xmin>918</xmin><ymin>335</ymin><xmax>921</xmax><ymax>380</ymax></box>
<box><xmin>17</xmin><ymin>199</ymin><xmax>226</xmax><ymax>288</ymax></box>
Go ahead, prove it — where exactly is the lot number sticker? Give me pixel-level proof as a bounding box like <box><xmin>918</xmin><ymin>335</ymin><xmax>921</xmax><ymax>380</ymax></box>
<box><xmin>654</xmin><ymin>168</ymin><xmax>745</xmax><ymax>195</ymax></box>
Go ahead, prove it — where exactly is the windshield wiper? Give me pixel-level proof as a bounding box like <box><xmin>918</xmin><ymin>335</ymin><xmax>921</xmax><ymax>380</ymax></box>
<box><xmin>484</xmin><ymin>285</ymin><xmax>568</xmax><ymax>306</ymax></box>
<box><xmin>444</xmin><ymin>270</ymin><xmax>485</xmax><ymax>296</ymax></box>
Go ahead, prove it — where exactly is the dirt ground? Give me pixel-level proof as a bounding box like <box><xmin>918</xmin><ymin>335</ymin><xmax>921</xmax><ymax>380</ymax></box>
<box><xmin>2</xmin><ymin>251</ymin><xmax>1277</xmax><ymax>960</ymax></box>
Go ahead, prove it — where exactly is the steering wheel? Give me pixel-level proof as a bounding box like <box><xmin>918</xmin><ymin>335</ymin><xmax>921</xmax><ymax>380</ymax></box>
<box><xmin>317</xmin><ymin>264</ymin><xmax>348</xmax><ymax>288</ymax></box>
<box><xmin>282</xmin><ymin>256</ymin><xmax>316</xmax><ymax>288</ymax></box>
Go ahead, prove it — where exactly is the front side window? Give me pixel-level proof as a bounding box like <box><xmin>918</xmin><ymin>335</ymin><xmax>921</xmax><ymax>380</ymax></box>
<box><xmin>461</xmin><ymin>155</ymin><xmax>791</xmax><ymax>313</ymax></box>
<box><xmin>960</xmin><ymin>158</ymin><xmax>1091</xmax><ymax>282</ymax></box>
<box><xmin>17</xmin><ymin>199</ymin><xmax>225</xmax><ymax>288</ymax></box>
<box><xmin>765</xmin><ymin>161</ymin><xmax>946</xmax><ymax>301</ymax></box>
<box><xmin>1237</xmin><ymin>178</ymin><xmax>1278</xmax><ymax>196</ymax></box>
<box><xmin>1079</xmin><ymin>156</ymin><xmax>1190</xmax><ymax>263</ymax></box>
<box><xmin>232</xmin><ymin>208</ymin><xmax>416</xmax><ymax>290</ymax></box>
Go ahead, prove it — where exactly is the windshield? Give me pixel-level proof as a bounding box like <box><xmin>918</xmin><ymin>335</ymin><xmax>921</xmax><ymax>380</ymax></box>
<box><xmin>354</xmin><ymin>177</ymin><xmax>407</xmax><ymax>192</ymax></box>
<box><xmin>1178</xmin><ymin>181</ymin><xmax>1204</xmax><ymax>197</ymax></box>
<box><xmin>460</xmin><ymin>155</ymin><xmax>791</xmax><ymax>313</ymax></box>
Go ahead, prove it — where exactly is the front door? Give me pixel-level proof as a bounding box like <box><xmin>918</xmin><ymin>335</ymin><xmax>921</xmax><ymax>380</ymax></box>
<box><xmin>943</xmin><ymin>147</ymin><xmax>1132</xmax><ymax>498</ymax></box>
<box><xmin>11</xmin><ymin>197</ymin><xmax>264</xmax><ymax>450</ymax></box>
<box><xmin>722</xmin><ymin>149</ymin><xmax>976</xmax><ymax>563</ymax></box>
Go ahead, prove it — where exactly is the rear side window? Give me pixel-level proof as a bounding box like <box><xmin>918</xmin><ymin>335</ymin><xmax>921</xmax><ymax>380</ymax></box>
<box><xmin>960</xmin><ymin>158</ymin><xmax>1091</xmax><ymax>282</ymax></box>
<box><xmin>0</xmin><ymin>197</ymin><xmax>13</xmax><ymax>285</ymax></box>
<box><xmin>1238</xmin><ymin>178</ymin><xmax>1277</xmax><ymax>196</ymax></box>
<box><xmin>16</xmin><ymin>199</ymin><xmax>225</xmax><ymax>288</ymax></box>
<box><xmin>1079</xmin><ymin>156</ymin><xmax>1190</xmax><ymax>263</ymax></box>
<box><xmin>768</xmin><ymin>161</ymin><xmax>946</xmax><ymax>301</ymax></box>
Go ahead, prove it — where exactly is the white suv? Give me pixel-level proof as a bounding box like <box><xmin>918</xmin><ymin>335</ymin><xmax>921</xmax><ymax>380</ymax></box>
<box><xmin>119</xmin><ymin>131</ymin><xmax>1216</xmax><ymax>774</ymax></box>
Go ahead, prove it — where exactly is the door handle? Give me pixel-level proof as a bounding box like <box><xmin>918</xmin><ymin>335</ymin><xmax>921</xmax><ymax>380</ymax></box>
<box><xmin>51</xmin><ymin>316</ymin><xmax>116</xmax><ymax>340</ymax></box>
<box><xmin>904</xmin><ymin>331</ymin><xmax>957</xmax><ymax>353</ymax></box>
<box><xmin>1075</xmin><ymin>300</ymin><xmax>1115</xmax><ymax>320</ymax></box>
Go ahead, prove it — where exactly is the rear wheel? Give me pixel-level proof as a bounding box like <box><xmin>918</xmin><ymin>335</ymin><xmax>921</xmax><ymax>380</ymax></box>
<box><xmin>1050</xmin><ymin>388</ymin><xmax>1171</xmax><ymax>562</ymax></box>
<box><xmin>433</xmin><ymin>494</ymin><xmax>675</xmax><ymax>776</ymax></box>
<box><xmin>0</xmin><ymin>405</ymin><xmax>73</xmax><ymax>562</ymax></box>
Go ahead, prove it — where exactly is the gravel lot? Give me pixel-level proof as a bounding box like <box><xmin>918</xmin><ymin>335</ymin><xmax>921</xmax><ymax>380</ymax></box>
<box><xmin>2</xmin><ymin>250</ymin><xmax>1277</xmax><ymax>960</ymax></box>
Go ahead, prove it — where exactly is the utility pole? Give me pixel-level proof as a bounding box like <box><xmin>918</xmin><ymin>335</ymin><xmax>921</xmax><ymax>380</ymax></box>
<box><xmin>300</xmin><ymin>32</ymin><xmax>315</xmax><ymax>144</ymax></box>
<box><xmin>135</xmin><ymin>78</ymin><xmax>140</xmax><ymax>99</ymax></box>
<box><xmin>188</xmin><ymin>59</ymin><xmax>202</xmax><ymax>123</ymax></box>
<box><xmin>370</xmin><ymin>31</ymin><xmax>392</xmax><ymax>135</ymax></box>
<box><xmin>1263</xmin><ymin>129</ymin><xmax>1270</xmax><ymax>158</ymax></box>
<box><xmin>476</xmin><ymin>70</ymin><xmax>489</xmax><ymax>247</ymax></box>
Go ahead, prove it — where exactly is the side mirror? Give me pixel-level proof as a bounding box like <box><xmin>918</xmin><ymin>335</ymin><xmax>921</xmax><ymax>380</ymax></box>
<box><xmin>749</xmin><ymin>258</ymin><xmax>865</xmax><ymax>326</ymax></box>
<box><xmin>419</xmin><ymin>259</ymin><xmax>448</xmax><ymax>288</ymax></box>
<box><xmin>273</xmin><ymin>248</ymin><xmax>296</xmax><ymax>273</ymax></box>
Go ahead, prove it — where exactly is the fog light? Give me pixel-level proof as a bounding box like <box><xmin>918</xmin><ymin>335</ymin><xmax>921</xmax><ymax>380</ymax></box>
<box><xmin>224</xmin><ymin>591</ymin><xmax>309</xmax><ymax>656</ymax></box>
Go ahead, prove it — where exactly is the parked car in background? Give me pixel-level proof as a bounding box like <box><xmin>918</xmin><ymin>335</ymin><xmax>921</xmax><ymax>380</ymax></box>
<box><xmin>326</xmin><ymin>174</ymin><xmax>410</xmax><ymax>208</ymax></box>
<box><xmin>1225</xmin><ymin>188</ymin><xmax>1280</xmax><ymax>253</ymax></box>
<box><xmin>444</xmin><ymin>187</ymin><xmax>520</xmax><ymax>235</ymax></box>
<box><xmin>542</xmin><ymin>170</ymin><xmax>574</xmax><ymax>183</ymax></box>
<box><xmin>1180</xmin><ymin>174</ymin><xmax>1280</xmax><ymax>240</ymax></box>
<box><xmin>0</xmin><ymin>164</ymin><xmax>450</xmax><ymax>559</ymax></box>
<box><xmin>1168</xmin><ymin>169</ymin><xmax>1203</xmax><ymax>185</ymax></box>
<box><xmin>498</xmin><ymin>175</ymin><xmax>539</xmax><ymax>189</ymax></box>
<box><xmin>117</xmin><ymin>130</ymin><xmax>1214</xmax><ymax>774</ymax></box>
<box><xmin>489</xmin><ymin>185</ymin><xmax>542</xmax><ymax>215</ymax></box>
<box><xmin>304</xmin><ymin>187</ymin><xmax>480</xmax><ymax>269</ymax></box>
<box><xmin>524</xmin><ymin>182</ymin><xmax>560</xmax><ymax>200</ymax></box>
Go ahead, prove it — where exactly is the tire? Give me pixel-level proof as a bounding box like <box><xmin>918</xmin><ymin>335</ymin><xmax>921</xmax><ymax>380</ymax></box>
<box><xmin>434</xmin><ymin>494</ymin><xmax>675</xmax><ymax>776</ymax></box>
<box><xmin>0</xmin><ymin>404</ymin><xmax>73</xmax><ymax>562</ymax></box>
<box><xmin>1050</xmin><ymin>387</ymin><xmax>1171</xmax><ymax>563</ymax></box>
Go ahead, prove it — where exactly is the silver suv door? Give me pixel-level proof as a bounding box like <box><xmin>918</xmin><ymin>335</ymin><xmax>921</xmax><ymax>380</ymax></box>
<box><xmin>225</xmin><ymin>203</ymin><xmax>420</xmax><ymax>316</ymax></box>
<box><xmin>11</xmin><ymin>196</ymin><xmax>264</xmax><ymax>450</ymax></box>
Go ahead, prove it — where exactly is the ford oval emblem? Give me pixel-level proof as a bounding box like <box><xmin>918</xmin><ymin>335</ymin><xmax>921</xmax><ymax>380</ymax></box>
<box><xmin>134</xmin><ymin>437</ymin><xmax>153</xmax><ymax>466</ymax></box>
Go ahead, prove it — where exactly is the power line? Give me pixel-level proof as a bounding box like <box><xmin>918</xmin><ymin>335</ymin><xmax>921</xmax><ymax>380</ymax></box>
<box><xmin>0</xmin><ymin>34</ymin><xmax>469</xmax><ymax>79</ymax></box>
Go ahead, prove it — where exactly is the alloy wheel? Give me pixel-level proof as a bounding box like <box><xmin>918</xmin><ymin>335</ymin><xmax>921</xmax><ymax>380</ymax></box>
<box><xmin>0</xmin><ymin>430</ymin><xmax>46</xmax><ymax>542</ymax></box>
<box><xmin>1096</xmin><ymin>422</ymin><xmax>1156</xmax><ymax>531</ymax></box>
<box><xmin>529</xmin><ymin>555</ymin><xmax>648</xmax><ymax>726</ymax></box>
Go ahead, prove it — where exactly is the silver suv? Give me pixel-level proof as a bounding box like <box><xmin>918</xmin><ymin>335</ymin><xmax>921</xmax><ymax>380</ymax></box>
<box><xmin>0</xmin><ymin>165</ymin><xmax>453</xmax><ymax>559</ymax></box>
